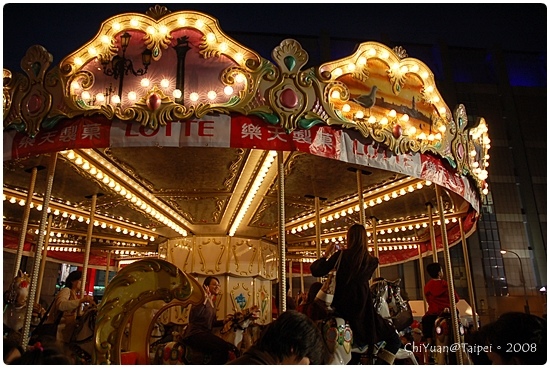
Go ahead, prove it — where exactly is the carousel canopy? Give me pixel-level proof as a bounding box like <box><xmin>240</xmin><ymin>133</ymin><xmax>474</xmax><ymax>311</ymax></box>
<box><xmin>3</xmin><ymin>5</ymin><xmax>490</xmax><ymax>267</ymax></box>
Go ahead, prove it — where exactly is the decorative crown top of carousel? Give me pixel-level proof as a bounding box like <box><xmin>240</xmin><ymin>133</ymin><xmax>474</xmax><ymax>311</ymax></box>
<box><xmin>3</xmin><ymin>5</ymin><xmax>489</xmax><ymax>200</ymax></box>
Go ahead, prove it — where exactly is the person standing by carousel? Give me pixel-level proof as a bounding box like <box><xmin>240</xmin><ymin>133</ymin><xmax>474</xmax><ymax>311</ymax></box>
<box><xmin>181</xmin><ymin>276</ymin><xmax>238</xmax><ymax>364</ymax></box>
<box><xmin>310</xmin><ymin>223</ymin><xmax>401</xmax><ymax>364</ymax></box>
<box><xmin>45</xmin><ymin>270</ymin><xmax>95</xmax><ymax>349</ymax></box>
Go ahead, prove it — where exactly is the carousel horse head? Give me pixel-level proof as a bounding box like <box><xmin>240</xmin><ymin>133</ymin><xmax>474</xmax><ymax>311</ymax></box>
<box><xmin>370</xmin><ymin>278</ymin><xmax>413</xmax><ymax>331</ymax></box>
<box><xmin>318</xmin><ymin>316</ymin><xmax>353</xmax><ymax>365</ymax></box>
<box><xmin>3</xmin><ymin>271</ymin><xmax>32</xmax><ymax>333</ymax></box>
<box><xmin>218</xmin><ymin>305</ymin><xmax>260</xmax><ymax>348</ymax></box>
<box><xmin>154</xmin><ymin>307</ymin><xmax>261</xmax><ymax>365</ymax></box>
<box><xmin>433</xmin><ymin>308</ymin><xmax>470</xmax><ymax>365</ymax></box>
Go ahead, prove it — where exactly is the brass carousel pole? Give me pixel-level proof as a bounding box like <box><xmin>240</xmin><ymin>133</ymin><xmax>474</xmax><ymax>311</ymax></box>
<box><xmin>356</xmin><ymin>170</ymin><xmax>366</xmax><ymax>225</ymax></box>
<box><xmin>289</xmin><ymin>260</ymin><xmax>293</xmax><ymax>299</ymax></box>
<box><xmin>300</xmin><ymin>261</ymin><xmax>304</xmax><ymax>294</ymax></box>
<box><xmin>415</xmin><ymin>230</ymin><xmax>428</xmax><ymax>313</ymax></box>
<box><xmin>13</xmin><ymin>166</ymin><xmax>41</xmax><ymax>278</ymax></box>
<box><xmin>371</xmin><ymin>217</ymin><xmax>381</xmax><ymax>278</ymax></box>
<box><xmin>22</xmin><ymin>153</ymin><xmax>57</xmax><ymax>347</ymax></box>
<box><xmin>459</xmin><ymin>218</ymin><xmax>478</xmax><ymax>331</ymax></box>
<box><xmin>427</xmin><ymin>203</ymin><xmax>438</xmax><ymax>263</ymax></box>
<box><xmin>315</xmin><ymin>196</ymin><xmax>322</xmax><ymax>282</ymax></box>
<box><xmin>435</xmin><ymin>185</ymin><xmax>462</xmax><ymax>364</ymax></box>
<box><xmin>105</xmin><ymin>250</ymin><xmax>112</xmax><ymax>288</ymax></box>
<box><xmin>277</xmin><ymin>151</ymin><xmax>287</xmax><ymax>314</ymax></box>
<box><xmin>35</xmin><ymin>214</ymin><xmax>53</xmax><ymax>305</ymax></box>
<box><xmin>81</xmin><ymin>193</ymin><xmax>97</xmax><ymax>307</ymax></box>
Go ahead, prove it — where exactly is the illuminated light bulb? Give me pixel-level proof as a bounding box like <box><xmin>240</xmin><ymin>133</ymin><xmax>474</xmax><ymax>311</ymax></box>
<box><xmin>160</xmin><ymin>79</ymin><xmax>170</xmax><ymax>88</ymax></box>
<box><xmin>416</xmin><ymin>182</ymin><xmax>423</xmax><ymax>189</ymax></box>
<box><xmin>18</xmin><ymin>199</ymin><xmax>25</xmax><ymax>206</ymax></box>
<box><xmin>235</xmin><ymin>73</ymin><xmax>245</xmax><ymax>83</ymax></box>
<box><xmin>341</xmin><ymin>104</ymin><xmax>351</xmax><ymax>113</ymax></box>
<box><xmin>331</xmin><ymin>90</ymin><xmax>341</xmax><ymax>99</ymax></box>
<box><xmin>207</xmin><ymin>90</ymin><xmax>217</xmax><ymax>100</ymax></box>
<box><xmin>178</xmin><ymin>17</ymin><xmax>186</xmax><ymax>26</ymax></box>
<box><xmin>100</xmin><ymin>35</ymin><xmax>110</xmax><ymax>44</ymax></box>
<box><xmin>82</xmin><ymin>162</ymin><xmax>90</xmax><ymax>170</ymax></box>
<box><xmin>332</xmin><ymin>68</ymin><xmax>343</xmax><ymax>78</ymax></box>
<box><xmin>376</xmin><ymin>198</ymin><xmax>382</xmax><ymax>204</ymax></box>
<box><xmin>102</xmin><ymin>176</ymin><xmax>110</xmax><ymax>184</ymax></box>
<box><xmin>321</xmin><ymin>217</ymin><xmax>327</xmax><ymax>223</ymax></box>
<box><xmin>74</xmin><ymin>57</ymin><xmax>84</xmax><ymax>67</ymax></box>
<box><xmin>484</xmin><ymin>162</ymin><xmax>490</xmax><ymax>167</ymax></box>
<box><xmin>383</xmin><ymin>194</ymin><xmax>390</xmax><ymax>201</ymax></box>
<box><xmin>146</xmin><ymin>26</ymin><xmax>156</xmax><ymax>35</ymax></box>
<box><xmin>334</xmin><ymin>213</ymin><xmax>340</xmax><ymax>219</ymax></box>
<box><xmin>71</xmin><ymin>81</ymin><xmax>81</xmax><ymax>91</ymax></box>
<box><xmin>219</xmin><ymin>42</ymin><xmax>228</xmax><ymax>52</ymax></box>
<box><xmin>408</xmin><ymin>186</ymin><xmax>414</xmax><ymax>192</ymax></box>
<box><xmin>303</xmin><ymin>224</ymin><xmax>309</xmax><ymax>230</ymax></box>
<box><xmin>159</xmin><ymin>25</ymin><xmax>168</xmax><ymax>35</ymax></box>
<box><xmin>400</xmin><ymin>114</ymin><xmax>409</xmax><ymax>122</ymax></box>
<box><xmin>189</xmin><ymin>92</ymin><xmax>199</xmax><ymax>102</ymax></box>
<box><xmin>112</xmin><ymin>95</ymin><xmax>121</xmax><ymax>104</ymax></box>
<box><xmin>358</xmin><ymin>56</ymin><xmax>367</xmax><ymax>65</ymax></box>
<box><xmin>128</xmin><ymin>91</ymin><xmax>137</xmax><ymax>101</ymax></box>
<box><xmin>391</xmin><ymin>192</ymin><xmax>398</xmax><ymax>198</ymax></box>
<box><xmin>355</xmin><ymin>110</ymin><xmax>364</xmax><ymax>119</ymax></box>
<box><xmin>387</xmin><ymin>228</ymin><xmax>392</xmax><ymax>233</ymax></box>
<box><xmin>130</xmin><ymin>18</ymin><xmax>139</xmax><ymax>27</ymax></box>
<box><xmin>389</xmin><ymin>110</ymin><xmax>397</xmax><ymax>118</ymax></box>
<box><xmin>95</xmin><ymin>93</ymin><xmax>105</xmax><ymax>102</ymax></box>
<box><xmin>445</xmin><ymin>219</ymin><xmax>450</xmax><ymax>224</ymax></box>
<box><xmin>421</xmin><ymin>71</ymin><xmax>429</xmax><ymax>79</ymax></box>
<box><xmin>234</xmin><ymin>52</ymin><xmax>244</xmax><ymax>63</ymax></box>
<box><xmin>482</xmin><ymin>188</ymin><xmax>489</xmax><ymax>195</ymax></box>
<box><xmin>78</xmin><ymin>216</ymin><xmax>84</xmax><ymax>222</ymax></box>
<box><xmin>428</xmin><ymin>134</ymin><xmax>435</xmax><ymax>141</ymax></box>
<box><xmin>195</xmin><ymin>19</ymin><xmax>204</xmax><ymax>29</ymax></box>
<box><xmin>75</xmin><ymin>157</ymin><xmax>83</xmax><ymax>165</ymax></box>
<box><xmin>425</xmin><ymin>180</ymin><xmax>432</xmax><ymax>186</ymax></box>
<box><xmin>369</xmin><ymin>200</ymin><xmax>375</xmax><ymax>207</ymax></box>
<box><xmin>438</xmin><ymin>107</ymin><xmax>447</xmax><ymax>115</ymax></box>
<box><xmin>67</xmin><ymin>151</ymin><xmax>76</xmax><ymax>160</ymax></box>
<box><xmin>410</xmin><ymin>64</ymin><xmax>419</xmax><ymax>73</ymax></box>
<box><xmin>53</xmin><ymin>209</ymin><xmax>60</xmax><ymax>216</ymax></box>
<box><xmin>81</xmin><ymin>91</ymin><xmax>91</xmax><ymax>101</ymax></box>
<box><xmin>400</xmin><ymin>65</ymin><xmax>408</xmax><ymax>73</ymax></box>
<box><xmin>221</xmin><ymin>86</ymin><xmax>233</xmax><ymax>96</ymax></box>
<box><xmin>408</xmin><ymin>126</ymin><xmax>417</xmax><ymax>135</ymax></box>
<box><xmin>93</xmin><ymin>220</ymin><xmax>100</xmax><ymax>227</ymax></box>
<box><xmin>400</xmin><ymin>188</ymin><xmax>406</xmax><ymax>195</ymax></box>
<box><xmin>425</xmin><ymin>85</ymin><xmax>434</xmax><ymax>93</ymax></box>
<box><xmin>380</xmin><ymin>117</ymin><xmax>388</xmax><ymax>125</ymax></box>
<box><xmin>173</xmin><ymin>89</ymin><xmax>182</xmax><ymax>99</ymax></box>
<box><xmin>112</xmin><ymin>22</ymin><xmax>121</xmax><ymax>31</ymax></box>
<box><xmin>368</xmin><ymin>116</ymin><xmax>376</xmax><ymax>124</ymax></box>
<box><xmin>327</xmin><ymin>215</ymin><xmax>333</xmax><ymax>221</ymax></box>
<box><xmin>422</xmin><ymin>223</ymin><xmax>428</xmax><ymax>228</ymax></box>
<box><xmin>347</xmin><ymin>63</ymin><xmax>356</xmax><ymax>72</ymax></box>
<box><xmin>70</xmin><ymin>214</ymin><xmax>76</xmax><ymax>220</ymax></box>
<box><xmin>141</xmin><ymin>78</ymin><xmax>150</xmax><ymax>87</ymax></box>
<box><xmin>433</xmin><ymin>96</ymin><xmax>440</xmax><ymax>103</ymax></box>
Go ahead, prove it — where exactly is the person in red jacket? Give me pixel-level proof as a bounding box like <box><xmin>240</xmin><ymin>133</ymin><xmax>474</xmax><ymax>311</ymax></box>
<box><xmin>421</xmin><ymin>262</ymin><xmax>459</xmax><ymax>344</ymax></box>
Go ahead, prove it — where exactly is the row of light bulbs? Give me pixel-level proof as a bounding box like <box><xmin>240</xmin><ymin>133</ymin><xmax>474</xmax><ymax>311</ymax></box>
<box><xmin>229</xmin><ymin>150</ymin><xmax>278</xmax><ymax>236</ymax></box>
<box><xmin>60</xmin><ymin>150</ymin><xmax>188</xmax><ymax>237</ymax></box>
<box><xmin>293</xmin><ymin>243</ymin><xmax>420</xmax><ymax>263</ymax></box>
<box><xmin>74</xmin><ymin>73</ymin><xmax>246</xmax><ymax>107</ymax></box>
<box><xmin>3</xmin><ymin>193</ymin><xmax>155</xmax><ymax>241</ymax></box>
<box><xmin>290</xmin><ymin>179</ymin><xmax>431</xmax><ymax>234</ymax></box>
<box><xmin>44</xmin><ymin>245</ymin><xmax>156</xmax><ymax>257</ymax></box>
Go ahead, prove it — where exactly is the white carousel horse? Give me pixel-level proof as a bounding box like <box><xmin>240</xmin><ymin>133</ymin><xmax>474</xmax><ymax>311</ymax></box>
<box><xmin>369</xmin><ymin>277</ymin><xmax>417</xmax><ymax>365</ymax></box>
<box><xmin>315</xmin><ymin>278</ymin><xmax>416</xmax><ymax>365</ymax></box>
<box><xmin>433</xmin><ymin>308</ymin><xmax>471</xmax><ymax>365</ymax></box>
<box><xmin>3</xmin><ymin>271</ymin><xmax>45</xmax><ymax>335</ymax></box>
<box><xmin>69</xmin><ymin>304</ymin><xmax>98</xmax><ymax>364</ymax></box>
<box><xmin>153</xmin><ymin>305</ymin><xmax>260</xmax><ymax>364</ymax></box>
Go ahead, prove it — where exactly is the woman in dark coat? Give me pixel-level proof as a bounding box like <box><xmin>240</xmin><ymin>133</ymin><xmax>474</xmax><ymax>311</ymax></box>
<box><xmin>310</xmin><ymin>223</ymin><xmax>379</xmax><ymax>348</ymax></box>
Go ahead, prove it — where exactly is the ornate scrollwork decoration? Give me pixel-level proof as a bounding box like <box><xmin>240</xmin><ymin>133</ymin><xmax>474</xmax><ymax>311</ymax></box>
<box><xmin>7</xmin><ymin>46</ymin><xmax>55</xmax><ymax>137</ymax></box>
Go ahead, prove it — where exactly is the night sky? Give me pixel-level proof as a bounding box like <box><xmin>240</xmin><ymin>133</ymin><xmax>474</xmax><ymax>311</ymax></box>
<box><xmin>2</xmin><ymin>3</ymin><xmax>547</xmax><ymax>72</ymax></box>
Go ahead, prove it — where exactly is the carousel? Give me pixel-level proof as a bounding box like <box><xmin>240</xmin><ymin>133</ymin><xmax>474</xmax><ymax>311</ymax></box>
<box><xmin>3</xmin><ymin>5</ymin><xmax>490</xmax><ymax>364</ymax></box>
